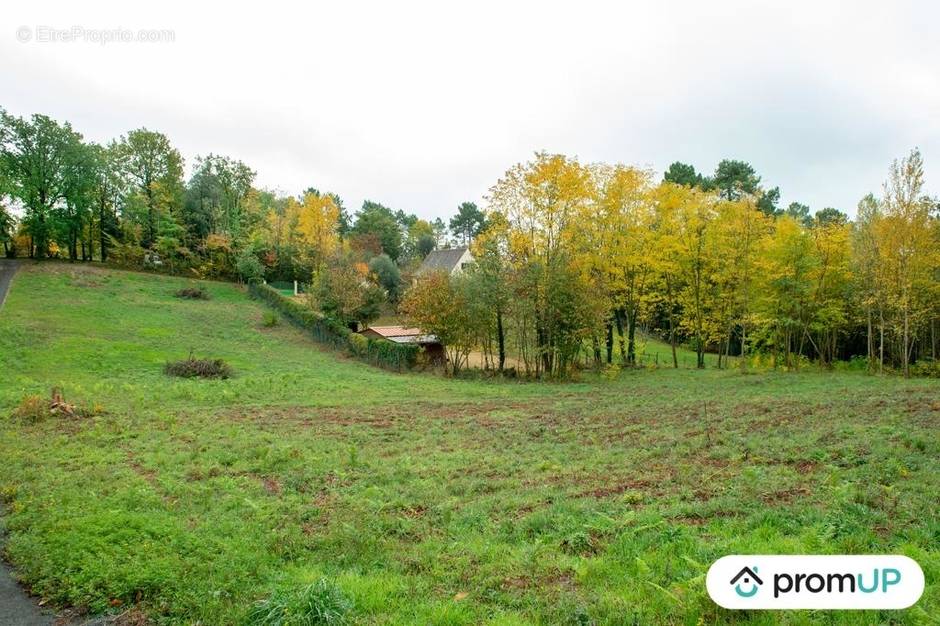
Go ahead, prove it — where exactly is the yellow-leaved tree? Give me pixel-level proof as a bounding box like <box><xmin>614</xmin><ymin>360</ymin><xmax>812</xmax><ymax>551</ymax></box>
<box><xmin>712</xmin><ymin>197</ymin><xmax>770</xmax><ymax>368</ymax></box>
<box><xmin>872</xmin><ymin>149</ymin><xmax>938</xmax><ymax>376</ymax></box>
<box><xmin>486</xmin><ymin>152</ymin><xmax>604</xmax><ymax>376</ymax></box>
<box><xmin>296</xmin><ymin>191</ymin><xmax>340</xmax><ymax>278</ymax></box>
<box><xmin>592</xmin><ymin>164</ymin><xmax>656</xmax><ymax>366</ymax></box>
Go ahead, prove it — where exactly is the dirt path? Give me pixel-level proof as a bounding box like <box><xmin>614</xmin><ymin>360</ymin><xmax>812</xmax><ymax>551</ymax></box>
<box><xmin>0</xmin><ymin>259</ymin><xmax>19</xmax><ymax>310</ymax></box>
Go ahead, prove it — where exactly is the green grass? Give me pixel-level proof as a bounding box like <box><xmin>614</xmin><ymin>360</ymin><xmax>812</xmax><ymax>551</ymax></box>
<box><xmin>0</xmin><ymin>262</ymin><xmax>938</xmax><ymax>625</ymax></box>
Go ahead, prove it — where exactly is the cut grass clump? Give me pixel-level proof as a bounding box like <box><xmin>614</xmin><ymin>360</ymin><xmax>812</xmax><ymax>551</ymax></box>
<box><xmin>164</xmin><ymin>353</ymin><xmax>232</xmax><ymax>379</ymax></box>
<box><xmin>9</xmin><ymin>395</ymin><xmax>51</xmax><ymax>423</ymax></box>
<box><xmin>9</xmin><ymin>388</ymin><xmax>103</xmax><ymax>423</ymax></box>
<box><xmin>174</xmin><ymin>285</ymin><xmax>210</xmax><ymax>300</ymax></box>
<box><xmin>246</xmin><ymin>579</ymin><xmax>351</xmax><ymax>626</ymax></box>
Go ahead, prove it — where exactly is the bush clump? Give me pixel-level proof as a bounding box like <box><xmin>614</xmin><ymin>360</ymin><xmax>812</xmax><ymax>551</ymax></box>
<box><xmin>164</xmin><ymin>353</ymin><xmax>232</xmax><ymax>379</ymax></box>
<box><xmin>247</xmin><ymin>578</ymin><xmax>351</xmax><ymax>626</ymax></box>
<box><xmin>911</xmin><ymin>359</ymin><xmax>940</xmax><ymax>378</ymax></box>
<box><xmin>174</xmin><ymin>285</ymin><xmax>210</xmax><ymax>300</ymax></box>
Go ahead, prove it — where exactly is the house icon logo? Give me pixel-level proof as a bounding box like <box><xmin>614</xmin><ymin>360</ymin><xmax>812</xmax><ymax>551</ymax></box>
<box><xmin>730</xmin><ymin>566</ymin><xmax>763</xmax><ymax>598</ymax></box>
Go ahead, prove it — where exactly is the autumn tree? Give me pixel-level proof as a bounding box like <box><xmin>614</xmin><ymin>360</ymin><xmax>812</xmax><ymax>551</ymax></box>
<box><xmin>873</xmin><ymin>149</ymin><xmax>938</xmax><ymax>376</ymax></box>
<box><xmin>296</xmin><ymin>190</ymin><xmax>340</xmax><ymax>277</ymax></box>
<box><xmin>851</xmin><ymin>193</ymin><xmax>883</xmax><ymax>370</ymax></box>
<box><xmin>650</xmin><ymin>183</ymin><xmax>689</xmax><ymax>367</ymax></box>
<box><xmin>312</xmin><ymin>253</ymin><xmax>385</xmax><ymax>327</ymax></box>
<box><xmin>467</xmin><ymin>212</ymin><xmax>512</xmax><ymax>371</ymax></box>
<box><xmin>667</xmin><ymin>183</ymin><xmax>719</xmax><ymax>368</ymax></box>
<box><xmin>486</xmin><ymin>152</ymin><xmax>604</xmax><ymax>376</ymax></box>
<box><xmin>712</xmin><ymin>197</ymin><xmax>770</xmax><ymax>367</ymax></box>
<box><xmin>805</xmin><ymin>217</ymin><xmax>852</xmax><ymax>365</ymax></box>
<box><xmin>400</xmin><ymin>271</ymin><xmax>479</xmax><ymax>375</ymax></box>
<box><xmin>593</xmin><ymin>163</ymin><xmax>656</xmax><ymax>365</ymax></box>
<box><xmin>757</xmin><ymin>216</ymin><xmax>816</xmax><ymax>368</ymax></box>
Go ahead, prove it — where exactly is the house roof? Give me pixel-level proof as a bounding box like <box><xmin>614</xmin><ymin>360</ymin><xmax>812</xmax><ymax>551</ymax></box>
<box><xmin>361</xmin><ymin>326</ymin><xmax>439</xmax><ymax>344</ymax></box>
<box><xmin>363</xmin><ymin>325</ymin><xmax>421</xmax><ymax>338</ymax></box>
<box><xmin>415</xmin><ymin>246</ymin><xmax>469</xmax><ymax>275</ymax></box>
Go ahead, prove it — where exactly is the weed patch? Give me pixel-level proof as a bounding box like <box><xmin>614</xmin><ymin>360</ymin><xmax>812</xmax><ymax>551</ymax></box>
<box><xmin>247</xmin><ymin>579</ymin><xmax>351</xmax><ymax>626</ymax></box>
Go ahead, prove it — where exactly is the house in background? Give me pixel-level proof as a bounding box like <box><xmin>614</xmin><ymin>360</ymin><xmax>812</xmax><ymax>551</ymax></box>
<box><xmin>414</xmin><ymin>246</ymin><xmax>473</xmax><ymax>280</ymax></box>
<box><xmin>359</xmin><ymin>326</ymin><xmax>445</xmax><ymax>364</ymax></box>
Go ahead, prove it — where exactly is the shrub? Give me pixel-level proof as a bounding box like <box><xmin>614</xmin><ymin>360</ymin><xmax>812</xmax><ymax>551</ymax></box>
<box><xmin>246</xmin><ymin>578</ymin><xmax>351</xmax><ymax>626</ymax></box>
<box><xmin>262</xmin><ymin>311</ymin><xmax>279</xmax><ymax>328</ymax></box>
<box><xmin>174</xmin><ymin>285</ymin><xmax>210</xmax><ymax>300</ymax></box>
<box><xmin>164</xmin><ymin>353</ymin><xmax>232</xmax><ymax>379</ymax></box>
<box><xmin>236</xmin><ymin>249</ymin><xmax>266</xmax><ymax>284</ymax></box>
<box><xmin>911</xmin><ymin>359</ymin><xmax>940</xmax><ymax>378</ymax></box>
<box><xmin>348</xmin><ymin>332</ymin><xmax>368</xmax><ymax>357</ymax></box>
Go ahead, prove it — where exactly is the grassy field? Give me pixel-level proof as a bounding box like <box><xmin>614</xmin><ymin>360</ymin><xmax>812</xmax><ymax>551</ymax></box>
<box><xmin>0</xmin><ymin>262</ymin><xmax>937</xmax><ymax>625</ymax></box>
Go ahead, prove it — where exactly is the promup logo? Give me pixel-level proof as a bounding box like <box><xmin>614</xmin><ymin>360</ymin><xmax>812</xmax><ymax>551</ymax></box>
<box><xmin>707</xmin><ymin>555</ymin><xmax>924</xmax><ymax>609</ymax></box>
<box><xmin>730</xmin><ymin>566</ymin><xmax>763</xmax><ymax>597</ymax></box>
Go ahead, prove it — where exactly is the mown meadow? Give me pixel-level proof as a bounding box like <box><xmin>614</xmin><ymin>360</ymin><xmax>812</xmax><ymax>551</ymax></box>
<box><xmin>0</xmin><ymin>263</ymin><xmax>937</xmax><ymax>625</ymax></box>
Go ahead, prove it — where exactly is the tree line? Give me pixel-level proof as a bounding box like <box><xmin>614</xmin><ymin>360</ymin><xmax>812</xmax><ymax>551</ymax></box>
<box><xmin>402</xmin><ymin>151</ymin><xmax>940</xmax><ymax>377</ymax></box>
<box><xmin>3</xmin><ymin>108</ymin><xmax>936</xmax><ymax>378</ymax></box>
<box><xmin>0</xmin><ymin>107</ymin><xmax>490</xmax><ymax>324</ymax></box>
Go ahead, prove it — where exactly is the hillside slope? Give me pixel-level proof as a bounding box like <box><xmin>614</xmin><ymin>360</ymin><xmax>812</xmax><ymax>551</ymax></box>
<box><xmin>0</xmin><ymin>263</ymin><xmax>937</xmax><ymax>624</ymax></box>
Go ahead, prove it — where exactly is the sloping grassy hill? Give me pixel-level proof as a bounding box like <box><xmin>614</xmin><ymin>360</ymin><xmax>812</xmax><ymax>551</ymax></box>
<box><xmin>0</xmin><ymin>263</ymin><xmax>937</xmax><ymax>625</ymax></box>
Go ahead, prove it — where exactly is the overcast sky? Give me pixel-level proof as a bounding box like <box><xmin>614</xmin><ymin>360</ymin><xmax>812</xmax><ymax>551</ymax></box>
<box><xmin>3</xmin><ymin>0</ymin><xmax>938</xmax><ymax>221</ymax></box>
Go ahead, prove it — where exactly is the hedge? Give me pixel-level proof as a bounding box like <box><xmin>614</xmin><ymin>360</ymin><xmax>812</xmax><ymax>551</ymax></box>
<box><xmin>248</xmin><ymin>283</ymin><xmax>418</xmax><ymax>372</ymax></box>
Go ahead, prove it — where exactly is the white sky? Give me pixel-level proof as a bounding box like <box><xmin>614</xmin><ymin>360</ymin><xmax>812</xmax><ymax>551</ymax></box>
<box><xmin>3</xmin><ymin>0</ymin><xmax>938</xmax><ymax>220</ymax></box>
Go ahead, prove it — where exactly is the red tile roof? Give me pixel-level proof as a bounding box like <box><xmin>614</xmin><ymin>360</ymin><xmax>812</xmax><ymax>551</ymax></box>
<box><xmin>360</xmin><ymin>326</ymin><xmax>439</xmax><ymax>344</ymax></box>
<box><xmin>363</xmin><ymin>326</ymin><xmax>422</xmax><ymax>338</ymax></box>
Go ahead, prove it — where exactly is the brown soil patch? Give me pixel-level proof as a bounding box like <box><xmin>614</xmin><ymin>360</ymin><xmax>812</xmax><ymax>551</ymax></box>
<box><xmin>262</xmin><ymin>477</ymin><xmax>281</xmax><ymax>495</ymax></box>
<box><xmin>673</xmin><ymin>510</ymin><xmax>738</xmax><ymax>525</ymax></box>
<box><xmin>580</xmin><ymin>478</ymin><xmax>653</xmax><ymax>499</ymax></box>
<box><xmin>760</xmin><ymin>486</ymin><xmax>811</xmax><ymax>504</ymax></box>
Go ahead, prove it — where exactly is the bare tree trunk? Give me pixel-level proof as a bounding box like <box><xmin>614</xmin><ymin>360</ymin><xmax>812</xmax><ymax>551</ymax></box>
<box><xmin>615</xmin><ymin>309</ymin><xmax>627</xmax><ymax>366</ymax></box>
<box><xmin>496</xmin><ymin>310</ymin><xmax>505</xmax><ymax>372</ymax></box>
<box><xmin>669</xmin><ymin>310</ymin><xmax>678</xmax><ymax>369</ymax></box>
<box><xmin>605</xmin><ymin>320</ymin><xmax>613</xmax><ymax>364</ymax></box>
<box><xmin>903</xmin><ymin>307</ymin><xmax>911</xmax><ymax>378</ymax></box>
<box><xmin>931</xmin><ymin>317</ymin><xmax>936</xmax><ymax>361</ymax></box>
<box><xmin>626</xmin><ymin>306</ymin><xmax>637</xmax><ymax>366</ymax></box>
<box><xmin>739</xmin><ymin>325</ymin><xmax>747</xmax><ymax>370</ymax></box>
<box><xmin>879</xmin><ymin>306</ymin><xmax>885</xmax><ymax>374</ymax></box>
